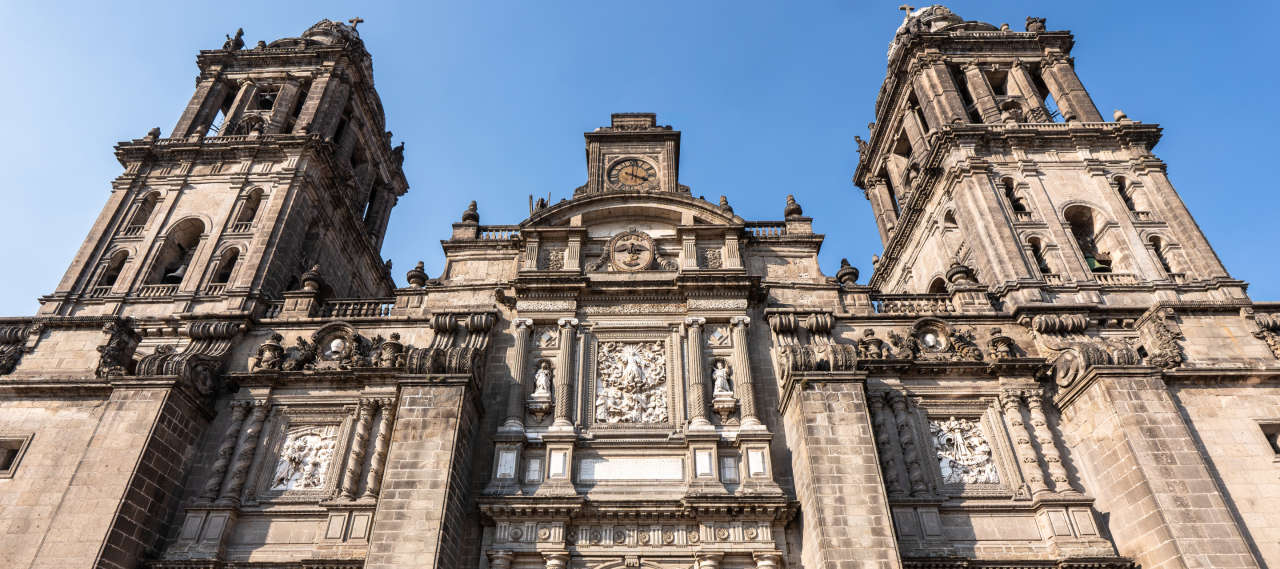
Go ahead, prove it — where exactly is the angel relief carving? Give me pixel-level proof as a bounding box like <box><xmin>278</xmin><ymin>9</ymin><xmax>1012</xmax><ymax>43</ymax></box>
<box><xmin>930</xmin><ymin>417</ymin><xmax>999</xmax><ymax>485</ymax></box>
<box><xmin>594</xmin><ymin>341</ymin><xmax>668</xmax><ymax>424</ymax></box>
<box><xmin>270</xmin><ymin>425</ymin><xmax>337</xmax><ymax>491</ymax></box>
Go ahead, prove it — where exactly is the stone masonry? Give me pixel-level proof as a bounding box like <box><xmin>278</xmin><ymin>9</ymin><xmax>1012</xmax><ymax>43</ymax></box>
<box><xmin>1</xmin><ymin>8</ymin><xmax>1279</xmax><ymax>569</ymax></box>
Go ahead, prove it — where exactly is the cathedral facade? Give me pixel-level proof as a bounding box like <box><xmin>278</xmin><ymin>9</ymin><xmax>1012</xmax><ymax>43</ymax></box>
<box><xmin>1</xmin><ymin>8</ymin><xmax>1278</xmax><ymax>569</ymax></box>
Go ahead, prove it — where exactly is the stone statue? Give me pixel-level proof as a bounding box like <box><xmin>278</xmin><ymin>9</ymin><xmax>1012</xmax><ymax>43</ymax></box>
<box><xmin>223</xmin><ymin>28</ymin><xmax>245</xmax><ymax>51</ymax></box>
<box><xmin>461</xmin><ymin>200</ymin><xmax>479</xmax><ymax>223</ymax></box>
<box><xmin>250</xmin><ymin>333</ymin><xmax>285</xmax><ymax>371</ymax></box>
<box><xmin>1025</xmin><ymin>17</ymin><xmax>1046</xmax><ymax>33</ymax></box>
<box><xmin>784</xmin><ymin>194</ymin><xmax>804</xmax><ymax>219</ymax></box>
<box><xmin>532</xmin><ymin>360</ymin><xmax>552</xmax><ymax>397</ymax></box>
<box><xmin>712</xmin><ymin>359</ymin><xmax>732</xmax><ymax>395</ymax></box>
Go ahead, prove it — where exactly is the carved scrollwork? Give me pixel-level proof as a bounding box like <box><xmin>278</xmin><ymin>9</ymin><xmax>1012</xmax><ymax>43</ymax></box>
<box><xmin>1143</xmin><ymin>308</ymin><xmax>1185</xmax><ymax>370</ymax></box>
<box><xmin>0</xmin><ymin>323</ymin><xmax>35</xmax><ymax>376</ymax></box>
<box><xmin>96</xmin><ymin>318</ymin><xmax>140</xmax><ymax>378</ymax></box>
<box><xmin>137</xmin><ymin>320</ymin><xmax>241</xmax><ymax>396</ymax></box>
<box><xmin>931</xmin><ymin>417</ymin><xmax>1000</xmax><ymax>485</ymax></box>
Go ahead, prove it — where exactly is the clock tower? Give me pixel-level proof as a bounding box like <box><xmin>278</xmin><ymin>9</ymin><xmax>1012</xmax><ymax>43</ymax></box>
<box><xmin>577</xmin><ymin>113</ymin><xmax>686</xmax><ymax>195</ymax></box>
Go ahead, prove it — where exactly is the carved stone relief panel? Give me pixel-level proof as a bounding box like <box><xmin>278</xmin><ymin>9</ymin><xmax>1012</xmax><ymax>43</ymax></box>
<box><xmin>538</xmin><ymin>247</ymin><xmax>566</xmax><ymax>271</ymax></box>
<box><xmin>930</xmin><ymin>416</ymin><xmax>1000</xmax><ymax>485</ymax></box>
<box><xmin>249</xmin><ymin>404</ymin><xmax>352</xmax><ymax>503</ymax></box>
<box><xmin>270</xmin><ymin>425</ymin><xmax>337</xmax><ymax>491</ymax></box>
<box><xmin>593</xmin><ymin>340</ymin><xmax>669</xmax><ymax>425</ymax></box>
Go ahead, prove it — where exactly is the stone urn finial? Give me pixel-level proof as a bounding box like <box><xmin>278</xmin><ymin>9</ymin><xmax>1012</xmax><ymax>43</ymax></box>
<box><xmin>718</xmin><ymin>195</ymin><xmax>733</xmax><ymax>214</ymax></box>
<box><xmin>301</xmin><ymin>264</ymin><xmax>325</xmax><ymax>291</ymax></box>
<box><xmin>784</xmin><ymin>194</ymin><xmax>803</xmax><ymax>220</ymax></box>
<box><xmin>1113</xmin><ymin>109</ymin><xmax>1129</xmax><ymax>122</ymax></box>
<box><xmin>836</xmin><ymin>258</ymin><xmax>859</xmax><ymax>287</ymax></box>
<box><xmin>461</xmin><ymin>200</ymin><xmax>479</xmax><ymax>223</ymax></box>
<box><xmin>406</xmin><ymin>261</ymin><xmax>427</xmax><ymax>288</ymax></box>
<box><xmin>946</xmin><ymin>259</ymin><xmax>978</xmax><ymax>285</ymax></box>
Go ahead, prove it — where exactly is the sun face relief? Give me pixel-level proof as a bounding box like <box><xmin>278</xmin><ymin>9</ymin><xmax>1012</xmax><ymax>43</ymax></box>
<box><xmin>608</xmin><ymin>158</ymin><xmax>658</xmax><ymax>190</ymax></box>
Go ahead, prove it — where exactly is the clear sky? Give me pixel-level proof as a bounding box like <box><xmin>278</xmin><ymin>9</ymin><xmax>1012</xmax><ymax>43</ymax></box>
<box><xmin>0</xmin><ymin>1</ymin><xmax>1276</xmax><ymax>315</ymax></box>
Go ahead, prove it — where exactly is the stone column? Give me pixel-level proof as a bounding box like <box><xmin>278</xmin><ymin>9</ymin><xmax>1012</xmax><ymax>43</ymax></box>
<box><xmin>552</xmin><ymin>318</ymin><xmax>578</xmax><ymax>430</ymax></box>
<box><xmin>962</xmin><ymin>63</ymin><xmax>1001</xmax><ymax>123</ymax></box>
<box><xmin>361</xmin><ymin>398</ymin><xmax>395</xmax><ymax>500</ymax></box>
<box><xmin>218</xmin><ymin>79</ymin><xmax>259</xmax><ymax>136</ymax></box>
<box><xmin>339</xmin><ymin>399</ymin><xmax>376</xmax><ymax>500</ymax></box>
<box><xmin>198</xmin><ymin>400</ymin><xmax>250</xmax><ymax>501</ymax></box>
<box><xmin>682</xmin><ymin>233</ymin><xmax>698</xmax><ymax>269</ymax></box>
<box><xmin>217</xmin><ymin>399</ymin><xmax>268</xmax><ymax>505</ymax></box>
<box><xmin>753</xmin><ymin>551</ymin><xmax>783</xmax><ymax>569</ymax></box>
<box><xmin>1007</xmin><ymin>61</ymin><xmax>1050</xmax><ymax>121</ymax></box>
<box><xmin>730</xmin><ymin>316</ymin><xmax>761</xmax><ymax>428</ymax></box>
<box><xmin>544</xmin><ymin>551</ymin><xmax>570</xmax><ymax>569</ymax></box>
<box><xmin>173</xmin><ymin>76</ymin><xmax>229</xmax><ymax>138</ymax></box>
<box><xmin>502</xmin><ymin>318</ymin><xmax>533</xmax><ymax>432</ymax></box>
<box><xmin>1025</xmin><ymin>391</ymin><xmax>1070</xmax><ymax>492</ymax></box>
<box><xmin>695</xmin><ymin>552</ymin><xmax>724</xmax><ymax>569</ymax></box>
<box><xmin>869</xmin><ymin>392</ymin><xmax>905</xmax><ymax>495</ymax></box>
<box><xmin>888</xmin><ymin>391</ymin><xmax>928</xmax><ymax>496</ymax></box>
<box><xmin>487</xmin><ymin>550</ymin><xmax>514</xmax><ymax>569</ymax></box>
<box><xmin>685</xmin><ymin>317</ymin><xmax>711</xmax><ymax>429</ymax></box>
<box><xmin>999</xmin><ymin>391</ymin><xmax>1048</xmax><ymax>495</ymax></box>
<box><xmin>1040</xmin><ymin>54</ymin><xmax>1103</xmax><ymax>122</ymax></box>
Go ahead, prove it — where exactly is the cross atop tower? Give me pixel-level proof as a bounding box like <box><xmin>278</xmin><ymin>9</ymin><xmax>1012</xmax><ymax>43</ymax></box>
<box><xmin>347</xmin><ymin>17</ymin><xmax>364</xmax><ymax>30</ymax></box>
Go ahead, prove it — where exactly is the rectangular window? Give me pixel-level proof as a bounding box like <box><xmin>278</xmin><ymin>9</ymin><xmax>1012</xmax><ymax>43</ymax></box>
<box><xmin>0</xmin><ymin>435</ymin><xmax>31</xmax><ymax>478</ymax></box>
<box><xmin>720</xmin><ymin>455</ymin><xmax>740</xmax><ymax>483</ymax></box>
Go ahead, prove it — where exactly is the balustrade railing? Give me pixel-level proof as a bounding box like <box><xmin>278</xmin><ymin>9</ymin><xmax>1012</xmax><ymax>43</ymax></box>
<box><xmin>319</xmin><ymin>298</ymin><xmax>396</xmax><ymax>318</ymax></box>
<box><xmin>203</xmin><ymin>283</ymin><xmax>227</xmax><ymax>296</ymax></box>
<box><xmin>744</xmin><ymin>222</ymin><xmax>786</xmax><ymax>238</ymax></box>
<box><xmin>1095</xmin><ymin>272</ymin><xmax>1138</xmax><ymax>285</ymax></box>
<box><xmin>121</xmin><ymin>225</ymin><xmax>145</xmax><ymax>237</ymax></box>
<box><xmin>871</xmin><ymin>293</ymin><xmax>955</xmax><ymax>315</ymax></box>
<box><xmin>1130</xmin><ymin>210</ymin><xmax>1155</xmax><ymax>222</ymax></box>
<box><xmin>1012</xmin><ymin>211</ymin><xmax>1033</xmax><ymax>222</ymax></box>
<box><xmin>261</xmin><ymin>300</ymin><xmax>284</xmax><ymax>319</ymax></box>
<box><xmin>87</xmin><ymin>285</ymin><xmax>113</xmax><ymax>298</ymax></box>
<box><xmin>137</xmin><ymin>284</ymin><xmax>178</xmax><ymax>297</ymax></box>
<box><xmin>227</xmin><ymin>221</ymin><xmax>253</xmax><ymax>233</ymax></box>
<box><xmin>478</xmin><ymin>225</ymin><xmax>519</xmax><ymax>240</ymax></box>
<box><xmin>1042</xmin><ymin>273</ymin><xmax>1063</xmax><ymax>285</ymax></box>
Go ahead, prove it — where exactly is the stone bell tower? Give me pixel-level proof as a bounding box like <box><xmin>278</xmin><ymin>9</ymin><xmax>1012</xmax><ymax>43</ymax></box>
<box><xmin>38</xmin><ymin>19</ymin><xmax>408</xmax><ymax>318</ymax></box>
<box><xmin>853</xmin><ymin>6</ymin><xmax>1241</xmax><ymax>308</ymax></box>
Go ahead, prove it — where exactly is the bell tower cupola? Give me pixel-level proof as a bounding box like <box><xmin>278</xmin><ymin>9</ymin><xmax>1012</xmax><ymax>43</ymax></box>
<box><xmin>853</xmin><ymin>6</ymin><xmax>1237</xmax><ymax>307</ymax></box>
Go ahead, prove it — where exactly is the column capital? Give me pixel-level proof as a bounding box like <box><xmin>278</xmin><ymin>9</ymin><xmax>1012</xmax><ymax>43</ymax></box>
<box><xmin>685</xmin><ymin>316</ymin><xmax>707</xmax><ymax>328</ymax></box>
<box><xmin>999</xmin><ymin>389</ymin><xmax>1024</xmax><ymax>410</ymax></box>
<box><xmin>513</xmin><ymin>317</ymin><xmax>534</xmax><ymax>329</ymax></box>
<box><xmin>557</xmin><ymin>317</ymin><xmax>579</xmax><ymax>329</ymax></box>
<box><xmin>487</xmin><ymin>550</ymin><xmax>514</xmax><ymax>569</ymax></box>
<box><xmin>730</xmin><ymin>315</ymin><xmax>751</xmax><ymax>327</ymax></box>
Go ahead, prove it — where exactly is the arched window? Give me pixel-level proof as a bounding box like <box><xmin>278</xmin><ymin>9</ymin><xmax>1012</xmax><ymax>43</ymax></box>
<box><xmin>148</xmin><ymin>219</ymin><xmax>204</xmax><ymax>285</ymax></box>
<box><xmin>1064</xmin><ymin>205</ymin><xmax>1112</xmax><ymax>273</ymax></box>
<box><xmin>126</xmin><ymin>193</ymin><xmax>159</xmax><ymax>232</ymax></box>
<box><xmin>1029</xmin><ymin>237</ymin><xmax>1052</xmax><ymax>274</ymax></box>
<box><xmin>1002</xmin><ymin>178</ymin><xmax>1029</xmax><ymax>213</ymax></box>
<box><xmin>927</xmin><ymin>277</ymin><xmax>948</xmax><ymax>294</ymax></box>
<box><xmin>235</xmin><ymin>189</ymin><xmax>263</xmax><ymax>226</ymax></box>
<box><xmin>97</xmin><ymin>250</ymin><xmax>129</xmax><ymax>287</ymax></box>
<box><xmin>210</xmin><ymin>248</ymin><xmax>240</xmax><ymax>284</ymax></box>
<box><xmin>1150</xmin><ymin>236</ymin><xmax>1174</xmax><ymax>274</ymax></box>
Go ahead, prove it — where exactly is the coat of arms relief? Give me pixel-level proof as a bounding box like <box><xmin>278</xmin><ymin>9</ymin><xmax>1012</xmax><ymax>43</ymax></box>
<box><xmin>594</xmin><ymin>341</ymin><xmax>668</xmax><ymax>424</ymax></box>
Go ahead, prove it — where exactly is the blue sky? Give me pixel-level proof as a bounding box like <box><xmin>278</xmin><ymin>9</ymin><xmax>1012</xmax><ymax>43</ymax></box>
<box><xmin>0</xmin><ymin>1</ymin><xmax>1276</xmax><ymax>314</ymax></box>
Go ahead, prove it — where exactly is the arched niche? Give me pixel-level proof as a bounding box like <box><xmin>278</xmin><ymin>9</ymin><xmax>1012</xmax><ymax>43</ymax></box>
<box><xmin>148</xmin><ymin>218</ymin><xmax>205</xmax><ymax>285</ymax></box>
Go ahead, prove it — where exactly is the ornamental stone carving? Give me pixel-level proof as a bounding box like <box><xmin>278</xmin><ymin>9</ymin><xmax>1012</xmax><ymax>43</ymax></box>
<box><xmin>96</xmin><ymin>319</ymin><xmax>140</xmax><ymax>378</ymax></box>
<box><xmin>608</xmin><ymin>229</ymin><xmax>656</xmax><ymax>272</ymax></box>
<box><xmin>930</xmin><ymin>417</ymin><xmax>999</xmax><ymax>485</ymax></box>
<box><xmin>595</xmin><ymin>341</ymin><xmax>668</xmax><ymax>424</ymax></box>
<box><xmin>250</xmin><ymin>333</ymin><xmax>285</xmax><ymax>370</ymax></box>
<box><xmin>270</xmin><ymin>425</ymin><xmax>337</xmax><ymax>491</ymax></box>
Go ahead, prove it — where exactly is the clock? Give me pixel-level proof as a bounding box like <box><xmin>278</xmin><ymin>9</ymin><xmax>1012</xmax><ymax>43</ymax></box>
<box><xmin>608</xmin><ymin>159</ymin><xmax>658</xmax><ymax>190</ymax></box>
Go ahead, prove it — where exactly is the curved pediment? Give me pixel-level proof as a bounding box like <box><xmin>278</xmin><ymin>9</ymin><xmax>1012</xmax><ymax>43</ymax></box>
<box><xmin>522</xmin><ymin>191</ymin><xmax>743</xmax><ymax>233</ymax></box>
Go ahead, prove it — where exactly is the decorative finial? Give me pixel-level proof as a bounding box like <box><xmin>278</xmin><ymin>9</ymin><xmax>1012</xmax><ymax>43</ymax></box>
<box><xmin>1113</xmin><ymin>109</ymin><xmax>1129</xmax><ymax>122</ymax></box>
<box><xmin>301</xmin><ymin>264</ymin><xmax>324</xmax><ymax>291</ymax></box>
<box><xmin>347</xmin><ymin>17</ymin><xmax>364</xmax><ymax>31</ymax></box>
<box><xmin>836</xmin><ymin>258</ymin><xmax>859</xmax><ymax>288</ymax></box>
<box><xmin>718</xmin><ymin>195</ymin><xmax>733</xmax><ymax>214</ymax></box>
<box><xmin>999</xmin><ymin>23</ymin><xmax>1010</xmax><ymax>31</ymax></box>
<box><xmin>461</xmin><ymin>200</ymin><xmax>479</xmax><ymax>223</ymax></box>
<box><xmin>145</xmin><ymin>127</ymin><xmax>161</xmax><ymax>140</ymax></box>
<box><xmin>946</xmin><ymin>259</ymin><xmax>978</xmax><ymax>285</ymax></box>
<box><xmin>784</xmin><ymin>194</ymin><xmax>804</xmax><ymax>220</ymax></box>
<box><xmin>406</xmin><ymin>261</ymin><xmax>427</xmax><ymax>288</ymax></box>
<box><xmin>222</xmin><ymin>28</ymin><xmax>245</xmax><ymax>51</ymax></box>
<box><xmin>1025</xmin><ymin>17</ymin><xmax>1046</xmax><ymax>33</ymax></box>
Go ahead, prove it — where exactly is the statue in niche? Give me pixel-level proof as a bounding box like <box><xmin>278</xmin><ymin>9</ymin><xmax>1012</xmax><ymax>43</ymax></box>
<box><xmin>712</xmin><ymin>359</ymin><xmax>732</xmax><ymax>394</ymax></box>
<box><xmin>532</xmin><ymin>360</ymin><xmax>553</xmax><ymax>397</ymax></box>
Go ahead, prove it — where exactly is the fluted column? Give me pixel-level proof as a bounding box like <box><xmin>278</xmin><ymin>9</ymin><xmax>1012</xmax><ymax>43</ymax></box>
<box><xmin>888</xmin><ymin>391</ymin><xmax>928</xmax><ymax>496</ymax></box>
<box><xmin>1040</xmin><ymin>54</ymin><xmax>1103</xmax><ymax>122</ymax></box>
<box><xmin>869</xmin><ymin>392</ymin><xmax>905</xmax><ymax>495</ymax></box>
<box><xmin>999</xmin><ymin>391</ymin><xmax>1049</xmax><ymax>495</ymax></box>
<box><xmin>552</xmin><ymin>318</ymin><xmax>578</xmax><ymax>430</ymax></box>
<box><xmin>361</xmin><ymin>397</ymin><xmax>396</xmax><ymax>500</ymax></box>
<box><xmin>1025</xmin><ymin>391</ymin><xmax>1070</xmax><ymax>492</ymax></box>
<box><xmin>502</xmin><ymin>318</ymin><xmax>534</xmax><ymax>431</ymax></box>
<box><xmin>217</xmin><ymin>399</ymin><xmax>269</xmax><ymax>505</ymax></box>
<box><xmin>339</xmin><ymin>399</ymin><xmax>376</xmax><ymax>500</ymax></box>
<box><xmin>730</xmin><ymin>316</ymin><xmax>761</xmax><ymax>428</ymax></box>
<box><xmin>685</xmin><ymin>317</ymin><xmax>710</xmax><ymax>428</ymax></box>
<box><xmin>487</xmin><ymin>550</ymin><xmax>514</xmax><ymax>569</ymax></box>
<box><xmin>198</xmin><ymin>400</ymin><xmax>251</xmax><ymax>501</ymax></box>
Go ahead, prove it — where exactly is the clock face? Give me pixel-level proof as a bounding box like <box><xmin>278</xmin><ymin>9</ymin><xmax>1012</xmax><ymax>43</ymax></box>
<box><xmin>608</xmin><ymin>159</ymin><xmax>658</xmax><ymax>190</ymax></box>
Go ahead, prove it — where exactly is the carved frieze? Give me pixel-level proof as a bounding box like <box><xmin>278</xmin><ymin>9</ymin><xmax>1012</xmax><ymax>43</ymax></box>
<box><xmin>594</xmin><ymin>341</ymin><xmax>668</xmax><ymax>424</ymax></box>
<box><xmin>687</xmin><ymin>298</ymin><xmax>747</xmax><ymax>311</ymax></box>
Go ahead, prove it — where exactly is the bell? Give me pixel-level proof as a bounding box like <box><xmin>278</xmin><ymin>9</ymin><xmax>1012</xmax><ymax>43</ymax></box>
<box><xmin>162</xmin><ymin>263</ymin><xmax>188</xmax><ymax>283</ymax></box>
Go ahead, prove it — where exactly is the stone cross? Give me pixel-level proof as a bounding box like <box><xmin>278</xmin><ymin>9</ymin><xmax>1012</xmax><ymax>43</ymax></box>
<box><xmin>347</xmin><ymin>17</ymin><xmax>364</xmax><ymax>30</ymax></box>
